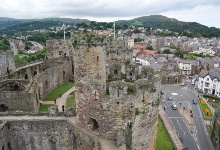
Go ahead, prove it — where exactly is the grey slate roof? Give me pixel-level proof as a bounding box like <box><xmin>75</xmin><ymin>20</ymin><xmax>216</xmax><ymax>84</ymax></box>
<box><xmin>199</xmin><ymin>68</ymin><xmax>220</xmax><ymax>81</ymax></box>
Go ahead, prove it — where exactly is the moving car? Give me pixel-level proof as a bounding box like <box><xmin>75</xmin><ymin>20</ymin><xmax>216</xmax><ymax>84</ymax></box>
<box><xmin>193</xmin><ymin>99</ymin><xmax>197</xmax><ymax>104</ymax></box>
<box><xmin>171</xmin><ymin>104</ymin><xmax>178</xmax><ymax>110</ymax></box>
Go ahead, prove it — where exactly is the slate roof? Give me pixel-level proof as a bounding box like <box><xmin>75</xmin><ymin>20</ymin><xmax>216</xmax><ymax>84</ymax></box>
<box><xmin>199</xmin><ymin>68</ymin><xmax>220</xmax><ymax>81</ymax></box>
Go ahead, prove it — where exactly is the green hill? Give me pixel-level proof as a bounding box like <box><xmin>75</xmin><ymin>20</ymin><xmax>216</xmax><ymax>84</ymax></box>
<box><xmin>116</xmin><ymin>15</ymin><xmax>220</xmax><ymax>37</ymax></box>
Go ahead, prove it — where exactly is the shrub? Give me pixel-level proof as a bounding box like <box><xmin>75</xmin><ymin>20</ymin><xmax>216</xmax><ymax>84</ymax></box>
<box><xmin>204</xmin><ymin>109</ymin><xmax>210</xmax><ymax>115</ymax></box>
<box><xmin>135</xmin><ymin>108</ymin><xmax>140</xmax><ymax>115</ymax></box>
<box><xmin>200</xmin><ymin>100</ymin><xmax>205</xmax><ymax>105</ymax></box>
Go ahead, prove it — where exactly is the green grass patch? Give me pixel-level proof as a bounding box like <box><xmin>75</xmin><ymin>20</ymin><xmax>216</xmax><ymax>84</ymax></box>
<box><xmin>207</xmin><ymin>125</ymin><xmax>213</xmax><ymax>134</ymax></box>
<box><xmin>66</xmin><ymin>92</ymin><xmax>75</xmax><ymax>109</ymax></box>
<box><xmin>39</xmin><ymin>104</ymin><xmax>55</xmax><ymax>112</ymax></box>
<box><xmin>199</xmin><ymin>98</ymin><xmax>213</xmax><ymax>119</ymax></box>
<box><xmin>156</xmin><ymin>118</ymin><xmax>174</xmax><ymax>150</ymax></box>
<box><xmin>43</xmin><ymin>82</ymin><xmax>74</xmax><ymax>101</ymax></box>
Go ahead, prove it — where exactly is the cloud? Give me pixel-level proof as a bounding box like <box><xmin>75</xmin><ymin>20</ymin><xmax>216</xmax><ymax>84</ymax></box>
<box><xmin>0</xmin><ymin>0</ymin><xmax>219</xmax><ymax>27</ymax></box>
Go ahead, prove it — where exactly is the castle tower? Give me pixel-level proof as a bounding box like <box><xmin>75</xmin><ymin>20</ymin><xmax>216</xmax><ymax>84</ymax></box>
<box><xmin>0</xmin><ymin>50</ymin><xmax>16</xmax><ymax>75</ymax></box>
<box><xmin>74</xmin><ymin>45</ymin><xmax>106</xmax><ymax>128</ymax></box>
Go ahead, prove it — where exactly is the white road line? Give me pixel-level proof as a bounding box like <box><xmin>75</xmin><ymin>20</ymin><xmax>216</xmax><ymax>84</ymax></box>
<box><xmin>197</xmin><ymin>144</ymin><xmax>201</xmax><ymax>150</ymax></box>
<box><xmin>175</xmin><ymin>118</ymin><xmax>186</xmax><ymax>135</ymax></box>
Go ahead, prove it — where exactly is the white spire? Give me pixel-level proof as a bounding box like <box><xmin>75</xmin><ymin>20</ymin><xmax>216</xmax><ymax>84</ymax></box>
<box><xmin>113</xmin><ymin>22</ymin><xmax>116</xmax><ymax>40</ymax></box>
<box><xmin>62</xmin><ymin>24</ymin><xmax>66</xmax><ymax>40</ymax></box>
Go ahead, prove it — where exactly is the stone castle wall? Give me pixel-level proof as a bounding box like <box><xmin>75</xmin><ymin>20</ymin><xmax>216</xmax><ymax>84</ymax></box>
<box><xmin>0</xmin><ymin>50</ymin><xmax>15</xmax><ymax>76</ymax></box>
<box><xmin>0</xmin><ymin>120</ymin><xmax>100</xmax><ymax>150</ymax></box>
<box><xmin>74</xmin><ymin>45</ymin><xmax>161</xmax><ymax>149</ymax></box>
<box><xmin>46</xmin><ymin>40</ymin><xmax>74</xmax><ymax>59</ymax></box>
<box><xmin>0</xmin><ymin>60</ymin><xmax>72</xmax><ymax>112</ymax></box>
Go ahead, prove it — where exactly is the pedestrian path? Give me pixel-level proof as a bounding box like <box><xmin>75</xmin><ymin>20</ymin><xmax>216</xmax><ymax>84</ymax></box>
<box><xmin>42</xmin><ymin>86</ymin><xmax>76</xmax><ymax>112</ymax></box>
<box><xmin>58</xmin><ymin>86</ymin><xmax>75</xmax><ymax>112</ymax></box>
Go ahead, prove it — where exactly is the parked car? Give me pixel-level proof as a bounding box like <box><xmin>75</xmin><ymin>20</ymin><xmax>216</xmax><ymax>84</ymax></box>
<box><xmin>171</xmin><ymin>104</ymin><xmax>178</xmax><ymax>110</ymax></box>
<box><xmin>181</xmin><ymin>82</ymin><xmax>187</xmax><ymax>86</ymax></box>
<box><xmin>193</xmin><ymin>99</ymin><xmax>197</xmax><ymax>104</ymax></box>
<box><xmin>168</xmin><ymin>96</ymin><xmax>172</xmax><ymax>101</ymax></box>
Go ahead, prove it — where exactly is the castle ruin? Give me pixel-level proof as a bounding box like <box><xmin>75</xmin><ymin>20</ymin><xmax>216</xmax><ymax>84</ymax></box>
<box><xmin>0</xmin><ymin>35</ymin><xmax>161</xmax><ymax>150</ymax></box>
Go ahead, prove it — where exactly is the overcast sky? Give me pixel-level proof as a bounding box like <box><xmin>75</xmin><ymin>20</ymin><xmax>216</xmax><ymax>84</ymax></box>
<box><xmin>1</xmin><ymin>0</ymin><xmax>220</xmax><ymax>28</ymax></box>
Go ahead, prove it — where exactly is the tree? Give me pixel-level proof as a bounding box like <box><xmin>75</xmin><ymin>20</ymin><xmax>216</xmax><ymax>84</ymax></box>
<box><xmin>147</xmin><ymin>46</ymin><xmax>153</xmax><ymax>50</ymax></box>
<box><xmin>163</xmin><ymin>49</ymin><xmax>172</xmax><ymax>54</ymax></box>
<box><xmin>174</xmin><ymin>51</ymin><xmax>184</xmax><ymax>58</ymax></box>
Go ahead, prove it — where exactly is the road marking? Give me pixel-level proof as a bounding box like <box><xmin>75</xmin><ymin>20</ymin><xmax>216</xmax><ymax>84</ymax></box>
<box><xmin>197</xmin><ymin>144</ymin><xmax>201</xmax><ymax>150</ymax></box>
<box><xmin>171</xmin><ymin>93</ymin><xmax>178</xmax><ymax>95</ymax></box>
<box><xmin>175</xmin><ymin>118</ymin><xmax>185</xmax><ymax>135</ymax></box>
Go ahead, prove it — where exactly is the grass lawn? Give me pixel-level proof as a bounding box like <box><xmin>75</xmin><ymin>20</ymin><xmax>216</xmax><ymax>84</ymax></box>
<box><xmin>43</xmin><ymin>82</ymin><xmax>74</xmax><ymax>101</ymax></box>
<box><xmin>39</xmin><ymin>104</ymin><xmax>55</xmax><ymax>112</ymax></box>
<box><xmin>207</xmin><ymin>125</ymin><xmax>213</xmax><ymax>134</ymax></box>
<box><xmin>199</xmin><ymin>98</ymin><xmax>213</xmax><ymax>119</ymax></box>
<box><xmin>156</xmin><ymin>118</ymin><xmax>174</xmax><ymax>150</ymax></box>
<box><xmin>66</xmin><ymin>92</ymin><xmax>75</xmax><ymax>109</ymax></box>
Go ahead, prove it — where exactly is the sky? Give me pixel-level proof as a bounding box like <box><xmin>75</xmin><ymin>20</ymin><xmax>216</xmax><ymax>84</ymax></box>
<box><xmin>0</xmin><ymin>0</ymin><xmax>220</xmax><ymax>28</ymax></box>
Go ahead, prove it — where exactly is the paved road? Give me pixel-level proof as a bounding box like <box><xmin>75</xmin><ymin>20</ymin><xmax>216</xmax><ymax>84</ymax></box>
<box><xmin>161</xmin><ymin>83</ymin><xmax>214</xmax><ymax>150</ymax></box>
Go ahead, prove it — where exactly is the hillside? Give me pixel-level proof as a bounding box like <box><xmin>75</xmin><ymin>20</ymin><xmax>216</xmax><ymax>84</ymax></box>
<box><xmin>116</xmin><ymin>15</ymin><xmax>220</xmax><ymax>37</ymax></box>
<box><xmin>0</xmin><ymin>15</ymin><xmax>220</xmax><ymax>37</ymax></box>
<box><xmin>0</xmin><ymin>17</ymin><xmax>24</xmax><ymax>29</ymax></box>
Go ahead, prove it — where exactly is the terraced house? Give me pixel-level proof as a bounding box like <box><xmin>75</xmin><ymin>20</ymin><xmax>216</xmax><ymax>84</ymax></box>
<box><xmin>198</xmin><ymin>68</ymin><xmax>220</xmax><ymax>97</ymax></box>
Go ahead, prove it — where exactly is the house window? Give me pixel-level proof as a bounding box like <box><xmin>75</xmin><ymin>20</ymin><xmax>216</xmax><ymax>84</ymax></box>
<box><xmin>205</xmin><ymin>82</ymin><xmax>210</xmax><ymax>87</ymax></box>
<box><xmin>206</xmin><ymin>78</ymin><xmax>209</xmax><ymax>81</ymax></box>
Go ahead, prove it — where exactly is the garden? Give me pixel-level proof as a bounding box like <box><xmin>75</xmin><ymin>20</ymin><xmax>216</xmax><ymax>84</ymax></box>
<box><xmin>199</xmin><ymin>98</ymin><xmax>213</xmax><ymax>119</ymax></box>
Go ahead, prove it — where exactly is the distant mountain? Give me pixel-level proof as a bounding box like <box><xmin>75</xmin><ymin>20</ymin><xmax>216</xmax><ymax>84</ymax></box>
<box><xmin>0</xmin><ymin>17</ymin><xmax>90</xmax><ymax>36</ymax></box>
<box><xmin>0</xmin><ymin>17</ymin><xmax>90</xmax><ymax>28</ymax></box>
<box><xmin>0</xmin><ymin>15</ymin><xmax>220</xmax><ymax>37</ymax></box>
<box><xmin>0</xmin><ymin>17</ymin><xmax>24</xmax><ymax>28</ymax></box>
<box><xmin>116</xmin><ymin>15</ymin><xmax>220</xmax><ymax>37</ymax></box>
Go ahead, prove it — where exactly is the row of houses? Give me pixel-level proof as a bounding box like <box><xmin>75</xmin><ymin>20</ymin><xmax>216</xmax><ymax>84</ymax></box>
<box><xmin>198</xmin><ymin>68</ymin><xmax>220</xmax><ymax>97</ymax></box>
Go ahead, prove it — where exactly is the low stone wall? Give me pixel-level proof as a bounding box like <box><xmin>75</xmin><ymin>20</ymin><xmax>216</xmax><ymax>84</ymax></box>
<box><xmin>0</xmin><ymin>120</ymin><xmax>100</xmax><ymax>150</ymax></box>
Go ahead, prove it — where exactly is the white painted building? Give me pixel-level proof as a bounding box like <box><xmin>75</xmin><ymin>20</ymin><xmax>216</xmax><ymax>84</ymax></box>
<box><xmin>174</xmin><ymin>59</ymin><xmax>191</xmax><ymax>75</ymax></box>
<box><xmin>193</xmin><ymin>47</ymin><xmax>216</xmax><ymax>56</ymax></box>
<box><xmin>198</xmin><ymin>68</ymin><xmax>220</xmax><ymax>97</ymax></box>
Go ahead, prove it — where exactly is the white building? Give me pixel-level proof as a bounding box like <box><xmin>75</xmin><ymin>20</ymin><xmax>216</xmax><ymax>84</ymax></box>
<box><xmin>193</xmin><ymin>47</ymin><xmax>216</xmax><ymax>56</ymax></box>
<box><xmin>198</xmin><ymin>68</ymin><xmax>220</xmax><ymax>97</ymax></box>
<box><xmin>174</xmin><ymin>59</ymin><xmax>191</xmax><ymax>75</ymax></box>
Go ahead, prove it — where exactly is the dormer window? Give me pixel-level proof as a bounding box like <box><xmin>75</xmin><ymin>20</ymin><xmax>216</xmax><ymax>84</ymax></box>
<box><xmin>206</xmin><ymin>78</ymin><xmax>209</xmax><ymax>81</ymax></box>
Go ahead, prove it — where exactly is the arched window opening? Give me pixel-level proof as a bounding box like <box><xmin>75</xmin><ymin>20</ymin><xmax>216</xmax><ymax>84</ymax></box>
<box><xmin>45</xmin><ymin>80</ymin><xmax>48</xmax><ymax>89</ymax></box>
<box><xmin>34</xmin><ymin>71</ymin><xmax>37</xmax><ymax>76</ymax></box>
<box><xmin>24</xmin><ymin>74</ymin><xmax>28</xmax><ymax>79</ymax></box>
<box><xmin>63</xmin><ymin>71</ymin><xmax>66</xmax><ymax>80</ymax></box>
<box><xmin>14</xmin><ymin>85</ymin><xmax>19</xmax><ymax>91</ymax></box>
<box><xmin>0</xmin><ymin>104</ymin><xmax>9</xmax><ymax>112</ymax></box>
<box><xmin>97</xmin><ymin>56</ymin><xmax>99</xmax><ymax>62</ymax></box>
<box><xmin>88</xmin><ymin>118</ymin><xmax>99</xmax><ymax>131</ymax></box>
